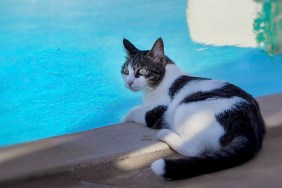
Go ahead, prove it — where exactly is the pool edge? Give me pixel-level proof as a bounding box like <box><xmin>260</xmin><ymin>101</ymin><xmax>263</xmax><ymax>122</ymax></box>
<box><xmin>1</xmin><ymin>93</ymin><xmax>282</xmax><ymax>185</ymax></box>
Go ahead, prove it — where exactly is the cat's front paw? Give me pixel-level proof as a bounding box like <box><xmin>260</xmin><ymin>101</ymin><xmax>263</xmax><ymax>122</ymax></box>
<box><xmin>123</xmin><ymin>112</ymin><xmax>134</xmax><ymax>122</ymax></box>
<box><xmin>122</xmin><ymin>106</ymin><xmax>147</xmax><ymax>125</ymax></box>
<box><xmin>157</xmin><ymin>129</ymin><xmax>173</xmax><ymax>142</ymax></box>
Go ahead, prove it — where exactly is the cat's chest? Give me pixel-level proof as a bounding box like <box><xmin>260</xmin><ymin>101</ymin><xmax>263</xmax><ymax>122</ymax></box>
<box><xmin>143</xmin><ymin>87</ymin><xmax>170</xmax><ymax>105</ymax></box>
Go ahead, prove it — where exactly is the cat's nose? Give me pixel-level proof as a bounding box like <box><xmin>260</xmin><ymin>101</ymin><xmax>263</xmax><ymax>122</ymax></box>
<box><xmin>127</xmin><ymin>81</ymin><xmax>134</xmax><ymax>87</ymax></box>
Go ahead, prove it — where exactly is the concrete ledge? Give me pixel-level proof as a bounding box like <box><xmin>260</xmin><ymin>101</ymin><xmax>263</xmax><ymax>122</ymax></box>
<box><xmin>256</xmin><ymin>93</ymin><xmax>282</xmax><ymax>128</ymax></box>
<box><xmin>1</xmin><ymin>93</ymin><xmax>282</xmax><ymax>186</ymax></box>
<box><xmin>0</xmin><ymin>122</ymin><xmax>173</xmax><ymax>184</ymax></box>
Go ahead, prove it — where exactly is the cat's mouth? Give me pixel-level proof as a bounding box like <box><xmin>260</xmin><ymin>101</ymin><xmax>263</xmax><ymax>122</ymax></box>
<box><xmin>124</xmin><ymin>81</ymin><xmax>143</xmax><ymax>92</ymax></box>
<box><xmin>129</xmin><ymin>87</ymin><xmax>141</xmax><ymax>92</ymax></box>
<box><xmin>128</xmin><ymin>85</ymin><xmax>142</xmax><ymax>92</ymax></box>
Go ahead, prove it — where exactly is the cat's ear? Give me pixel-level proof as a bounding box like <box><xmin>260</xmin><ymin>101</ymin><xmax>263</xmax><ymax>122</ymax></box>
<box><xmin>147</xmin><ymin>38</ymin><xmax>164</xmax><ymax>62</ymax></box>
<box><xmin>123</xmin><ymin>38</ymin><xmax>140</xmax><ymax>56</ymax></box>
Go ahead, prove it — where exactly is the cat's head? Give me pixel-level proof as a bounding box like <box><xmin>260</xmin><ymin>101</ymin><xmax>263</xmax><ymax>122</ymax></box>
<box><xmin>121</xmin><ymin>38</ymin><xmax>170</xmax><ymax>92</ymax></box>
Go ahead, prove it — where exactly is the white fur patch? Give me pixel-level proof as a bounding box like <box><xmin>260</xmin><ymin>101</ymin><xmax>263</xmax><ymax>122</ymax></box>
<box><xmin>151</xmin><ymin>159</ymin><xmax>165</xmax><ymax>176</ymax></box>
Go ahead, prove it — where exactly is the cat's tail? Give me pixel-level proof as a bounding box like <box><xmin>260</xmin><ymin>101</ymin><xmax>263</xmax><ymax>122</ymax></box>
<box><xmin>151</xmin><ymin>136</ymin><xmax>262</xmax><ymax>180</ymax></box>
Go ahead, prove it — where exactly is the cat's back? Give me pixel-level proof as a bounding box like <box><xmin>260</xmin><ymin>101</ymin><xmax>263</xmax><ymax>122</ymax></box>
<box><xmin>166</xmin><ymin>73</ymin><xmax>265</xmax><ymax>125</ymax></box>
<box><xmin>168</xmin><ymin>75</ymin><xmax>229</xmax><ymax>106</ymax></box>
<box><xmin>167</xmin><ymin>73</ymin><xmax>265</xmax><ymax>136</ymax></box>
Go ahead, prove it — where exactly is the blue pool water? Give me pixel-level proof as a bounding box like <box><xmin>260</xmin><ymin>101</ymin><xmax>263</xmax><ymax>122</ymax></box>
<box><xmin>1</xmin><ymin>0</ymin><xmax>282</xmax><ymax>147</ymax></box>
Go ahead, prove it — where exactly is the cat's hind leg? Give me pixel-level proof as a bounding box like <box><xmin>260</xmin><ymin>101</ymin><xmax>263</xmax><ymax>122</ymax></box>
<box><xmin>157</xmin><ymin>129</ymin><xmax>192</xmax><ymax>156</ymax></box>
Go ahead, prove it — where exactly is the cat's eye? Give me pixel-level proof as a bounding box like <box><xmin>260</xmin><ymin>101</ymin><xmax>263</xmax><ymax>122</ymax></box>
<box><xmin>138</xmin><ymin>68</ymin><xmax>147</xmax><ymax>75</ymax></box>
<box><xmin>122</xmin><ymin>67</ymin><xmax>129</xmax><ymax>75</ymax></box>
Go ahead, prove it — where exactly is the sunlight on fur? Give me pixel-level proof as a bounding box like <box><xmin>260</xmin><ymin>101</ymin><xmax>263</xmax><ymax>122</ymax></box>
<box><xmin>114</xmin><ymin>142</ymin><xmax>173</xmax><ymax>171</ymax></box>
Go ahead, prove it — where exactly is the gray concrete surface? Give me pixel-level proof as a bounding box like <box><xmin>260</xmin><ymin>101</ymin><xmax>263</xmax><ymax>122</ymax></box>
<box><xmin>1</xmin><ymin>93</ymin><xmax>282</xmax><ymax>187</ymax></box>
<box><xmin>0</xmin><ymin>122</ymin><xmax>172</xmax><ymax>184</ymax></box>
<box><xmin>5</xmin><ymin>126</ymin><xmax>282</xmax><ymax>188</ymax></box>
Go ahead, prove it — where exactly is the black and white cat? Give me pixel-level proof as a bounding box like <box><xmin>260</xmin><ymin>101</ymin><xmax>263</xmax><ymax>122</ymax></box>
<box><xmin>121</xmin><ymin>38</ymin><xmax>265</xmax><ymax>180</ymax></box>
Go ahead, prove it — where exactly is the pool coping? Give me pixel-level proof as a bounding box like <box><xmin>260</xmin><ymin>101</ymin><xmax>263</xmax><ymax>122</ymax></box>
<box><xmin>0</xmin><ymin>93</ymin><xmax>282</xmax><ymax>185</ymax></box>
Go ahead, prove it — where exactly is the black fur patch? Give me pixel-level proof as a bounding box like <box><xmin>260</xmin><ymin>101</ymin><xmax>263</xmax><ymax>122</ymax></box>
<box><xmin>181</xmin><ymin>84</ymin><xmax>256</xmax><ymax>104</ymax></box>
<box><xmin>169</xmin><ymin>76</ymin><xmax>207</xmax><ymax>99</ymax></box>
<box><xmin>145</xmin><ymin>105</ymin><xmax>167</xmax><ymax>129</ymax></box>
<box><xmin>217</xmin><ymin>103</ymin><xmax>265</xmax><ymax>149</ymax></box>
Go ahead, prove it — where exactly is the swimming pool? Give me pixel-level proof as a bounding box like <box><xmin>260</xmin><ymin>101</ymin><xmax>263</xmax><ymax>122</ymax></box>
<box><xmin>1</xmin><ymin>0</ymin><xmax>282</xmax><ymax>147</ymax></box>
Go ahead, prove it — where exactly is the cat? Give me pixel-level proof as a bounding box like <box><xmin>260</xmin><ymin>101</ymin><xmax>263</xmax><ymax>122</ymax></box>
<box><xmin>121</xmin><ymin>38</ymin><xmax>265</xmax><ymax>180</ymax></box>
